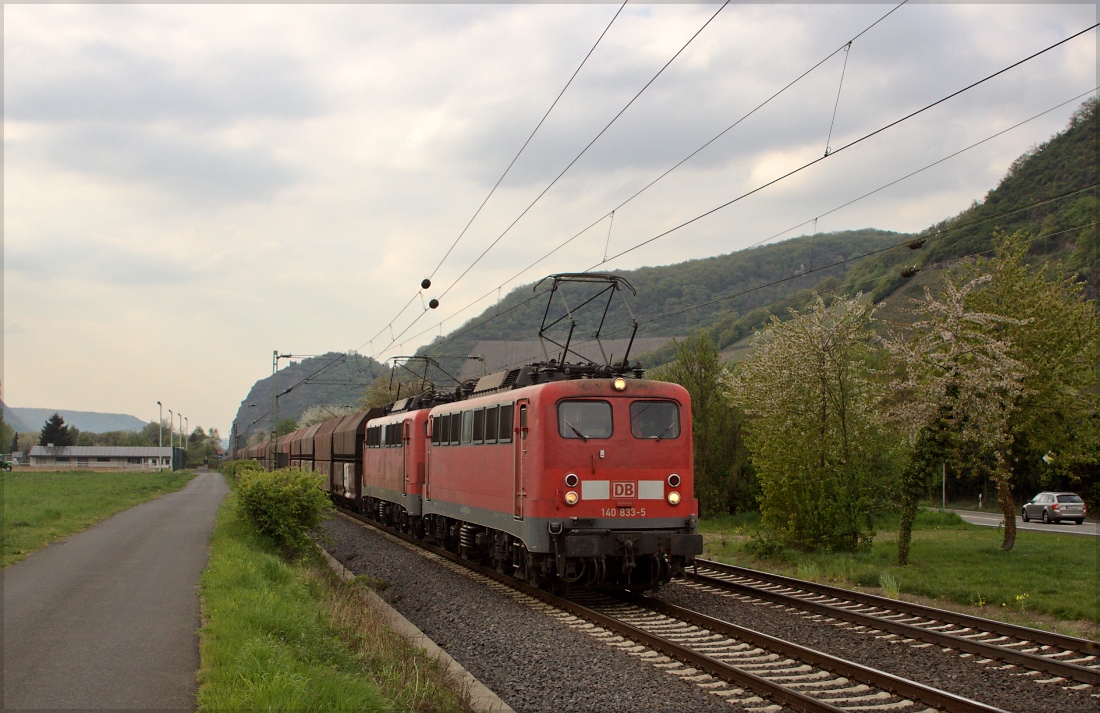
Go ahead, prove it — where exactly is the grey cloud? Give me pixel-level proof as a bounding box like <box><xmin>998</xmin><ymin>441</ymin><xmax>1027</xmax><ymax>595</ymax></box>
<box><xmin>6</xmin><ymin>41</ymin><xmax>326</xmax><ymax>125</ymax></box>
<box><xmin>32</xmin><ymin>124</ymin><xmax>300</xmax><ymax>202</ymax></box>
<box><xmin>7</xmin><ymin>238</ymin><xmax>202</xmax><ymax>287</ymax></box>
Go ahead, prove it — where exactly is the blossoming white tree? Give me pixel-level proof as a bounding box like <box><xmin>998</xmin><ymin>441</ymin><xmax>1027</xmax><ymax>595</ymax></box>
<box><xmin>884</xmin><ymin>274</ymin><xmax>1027</xmax><ymax>560</ymax></box>
<box><xmin>730</xmin><ymin>294</ymin><xmax>892</xmax><ymax>551</ymax></box>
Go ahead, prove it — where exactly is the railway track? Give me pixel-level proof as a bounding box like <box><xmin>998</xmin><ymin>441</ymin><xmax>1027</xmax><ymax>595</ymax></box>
<box><xmin>335</xmin><ymin>508</ymin><xmax>1010</xmax><ymax>713</ymax></box>
<box><xmin>684</xmin><ymin>559</ymin><xmax>1099</xmax><ymax>688</ymax></box>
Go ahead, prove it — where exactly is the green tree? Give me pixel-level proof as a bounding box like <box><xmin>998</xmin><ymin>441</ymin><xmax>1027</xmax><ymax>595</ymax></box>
<box><xmin>963</xmin><ymin>231</ymin><xmax>1099</xmax><ymax>548</ymax></box>
<box><xmin>649</xmin><ymin>333</ymin><xmax>755</xmax><ymax>517</ymax></box>
<box><xmin>731</xmin><ymin>295</ymin><xmax>893</xmax><ymax>551</ymax></box>
<box><xmin>1</xmin><ymin>421</ymin><xmax>15</xmax><ymax>454</ymax></box>
<box><xmin>274</xmin><ymin>418</ymin><xmax>298</xmax><ymax>438</ymax></box>
<box><xmin>39</xmin><ymin>413</ymin><xmax>75</xmax><ymax>447</ymax></box>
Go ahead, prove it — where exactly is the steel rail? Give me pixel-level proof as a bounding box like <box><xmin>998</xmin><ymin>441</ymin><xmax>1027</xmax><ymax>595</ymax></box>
<box><xmin>688</xmin><ymin>560</ymin><xmax>1099</xmax><ymax>685</ymax></box>
<box><xmin>634</xmin><ymin>594</ymin><xmax>1008</xmax><ymax>713</ymax></box>
<box><xmin>695</xmin><ymin>559</ymin><xmax>1099</xmax><ymax>654</ymax></box>
<box><xmin>335</xmin><ymin>507</ymin><xmax>1009</xmax><ymax>713</ymax></box>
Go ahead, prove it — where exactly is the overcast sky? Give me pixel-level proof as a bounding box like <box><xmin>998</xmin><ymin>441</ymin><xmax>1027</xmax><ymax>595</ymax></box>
<box><xmin>4</xmin><ymin>3</ymin><xmax>1096</xmax><ymax>438</ymax></box>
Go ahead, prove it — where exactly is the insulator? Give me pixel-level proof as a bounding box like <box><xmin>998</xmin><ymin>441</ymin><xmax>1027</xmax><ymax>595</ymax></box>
<box><xmin>901</xmin><ymin>266</ymin><xmax>920</xmax><ymax>278</ymax></box>
<box><xmin>907</xmin><ymin>238</ymin><xmax>927</xmax><ymax>250</ymax></box>
<box><xmin>429</xmin><ymin>298</ymin><xmax>439</xmax><ymax>309</ymax></box>
<box><xmin>421</xmin><ymin>278</ymin><xmax>431</xmax><ymax>290</ymax></box>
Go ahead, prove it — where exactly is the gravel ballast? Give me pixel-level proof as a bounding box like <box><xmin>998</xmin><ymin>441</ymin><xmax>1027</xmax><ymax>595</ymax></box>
<box><xmin>655</xmin><ymin>579</ymin><xmax>1098</xmax><ymax>713</ymax></box>
<box><xmin>321</xmin><ymin>516</ymin><xmax>739</xmax><ymax>713</ymax></box>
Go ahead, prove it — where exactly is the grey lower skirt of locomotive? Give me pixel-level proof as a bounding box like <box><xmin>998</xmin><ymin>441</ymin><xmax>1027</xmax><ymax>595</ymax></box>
<box><xmin>547</xmin><ymin>516</ymin><xmax>704</xmax><ymax>590</ymax></box>
<box><xmin>358</xmin><ymin>496</ymin><xmax>703</xmax><ymax>591</ymax></box>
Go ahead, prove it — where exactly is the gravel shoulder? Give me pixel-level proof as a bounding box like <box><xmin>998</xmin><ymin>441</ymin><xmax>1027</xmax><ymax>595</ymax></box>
<box><xmin>654</xmin><ymin>579</ymin><xmax>1098</xmax><ymax>713</ymax></box>
<box><xmin>322</xmin><ymin>516</ymin><xmax>741</xmax><ymax>713</ymax></box>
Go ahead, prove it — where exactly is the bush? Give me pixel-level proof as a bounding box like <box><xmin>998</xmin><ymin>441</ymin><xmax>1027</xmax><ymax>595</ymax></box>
<box><xmin>220</xmin><ymin>459</ymin><xmax>262</xmax><ymax>479</ymax></box>
<box><xmin>236</xmin><ymin>468</ymin><xmax>331</xmax><ymax>553</ymax></box>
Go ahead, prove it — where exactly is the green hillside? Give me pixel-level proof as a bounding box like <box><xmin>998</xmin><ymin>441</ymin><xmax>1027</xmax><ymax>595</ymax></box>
<box><xmin>420</xmin><ymin>228</ymin><xmax>912</xmax><ymax>376</ymax></box>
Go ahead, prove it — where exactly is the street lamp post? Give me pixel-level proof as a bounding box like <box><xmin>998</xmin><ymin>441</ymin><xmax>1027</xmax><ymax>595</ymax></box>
<box><xmin>184</xmin><ymin>417</ymin><xmax>189</xmax><ymax>447</ymax></box>
<box><xmin>168</xmin><ymin>409</ymin><xmax>173</xmax><ymax>449</ymax></box>
<box><xmin>157</xmin><ymin>402</ymin><xmax>163</xmax><ymax>470</ymax></box>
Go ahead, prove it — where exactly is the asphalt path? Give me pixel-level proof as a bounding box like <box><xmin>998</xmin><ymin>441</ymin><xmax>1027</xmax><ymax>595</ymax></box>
<box><xmin>949</xmin><ymin>508</ymin><xmax>1098</xmax><ymax>537</ymax></box>
<box><xmin>4</xmin><ymin>468</ymin><xmax>229</xmax><ymax>710</ymax></box>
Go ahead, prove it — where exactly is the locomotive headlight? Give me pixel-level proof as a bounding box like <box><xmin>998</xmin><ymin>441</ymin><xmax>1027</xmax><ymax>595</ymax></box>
<box><xmin>564</xmin><ymin>490</ymin><xmax>580</xmax><ymax>506</ymax></box>
<box><xmin>612</xmin><ymin>377</ymin><xmax>627</xmax><ymax>392</ymax></box>
<box><xmin>667</xmin><ymin>491</ymin><xmax>681</xmax><ymax>506</ymax></box>
<box><xmin>564</xmin><ymin>473</ymin><xmax>579</xmax><ymax>488</ymax></box>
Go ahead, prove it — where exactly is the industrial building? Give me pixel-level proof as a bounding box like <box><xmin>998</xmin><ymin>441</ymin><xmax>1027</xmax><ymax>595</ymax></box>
<box><xmin>27</xmin><ymin>446</ymin><xmax>183</xmax><ymax>471</ymax></box>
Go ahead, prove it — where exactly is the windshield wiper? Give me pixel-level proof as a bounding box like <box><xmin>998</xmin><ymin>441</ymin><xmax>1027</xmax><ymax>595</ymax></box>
<box><xmin>655</xmin><ymin>421</ymin><xmax>677</xmax><ymax>441</ymax></box>
<box><xmin>564</xmin><ymin>421</ymin><xmax>589</xmax><ymax>442</ymax></box>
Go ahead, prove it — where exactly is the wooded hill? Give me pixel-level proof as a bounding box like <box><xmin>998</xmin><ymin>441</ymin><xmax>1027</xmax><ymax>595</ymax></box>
<box><xmin>231</xmin><ymin>352</ymin><xmax>384</xmax><ymax>442</ymax></box>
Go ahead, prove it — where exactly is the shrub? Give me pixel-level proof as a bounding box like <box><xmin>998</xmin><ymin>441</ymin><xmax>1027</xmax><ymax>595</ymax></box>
<box><xmin>236</xmin><ymin>468</ymin><xmax>331</xmax><ymax>553</ymax></box>
<box><xmin>220</xmin><ymin>459</ymin><xmax>262</xmax><ymax>479</ymax></box>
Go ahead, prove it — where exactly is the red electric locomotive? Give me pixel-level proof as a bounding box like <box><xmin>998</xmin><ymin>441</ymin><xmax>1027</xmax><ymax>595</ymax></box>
<box><xmin>416</xmin><ymin>364</ymin><xmax>702</xmax><ymax>589</ymax></box>
<box><xmin>361</xmin><ymin>403</ymin><xmax>431</xmax><ymax>525</ymax></box>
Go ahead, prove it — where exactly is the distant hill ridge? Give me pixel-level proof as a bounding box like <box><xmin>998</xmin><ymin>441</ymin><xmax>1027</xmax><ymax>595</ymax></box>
<box><xmin>4</xmin><ymin>406</ymin><xmax>147</xmax><ymax>433</ymax></box>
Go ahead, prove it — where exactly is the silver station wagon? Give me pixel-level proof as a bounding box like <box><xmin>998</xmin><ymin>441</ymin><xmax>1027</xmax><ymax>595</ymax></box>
<box><xmin>1022</xmin><ymin>492</ymin><xmax>1088</xmax><ymax>524</ymax></box>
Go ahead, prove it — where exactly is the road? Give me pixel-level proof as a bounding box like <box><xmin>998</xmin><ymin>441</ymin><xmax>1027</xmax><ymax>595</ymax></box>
<box><xmin>3</xmin><ymin>468</ymin><xmax>229</xmax><ymax>710</ymax></box>
<box><xmin>949</xmin><ymin>508</ymin><xmax>1098</xmax><ymax>537</ymax></box>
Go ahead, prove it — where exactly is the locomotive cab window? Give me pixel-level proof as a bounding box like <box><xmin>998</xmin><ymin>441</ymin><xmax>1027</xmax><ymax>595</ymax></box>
<box><xmin>473</xmin><ymin>408</ymin><xmax>485</xmax><ymax>443</ymax></box>
<box><xmin>498</xmin><ymin>404</ymin><xmax>514</xmax><ymax>442</ymax></box>
<box><xmin>558</xmin><ymin>400</ymin><xmax>613</xmax><ymax>440</ymax></box>
<box><xmin>449</xmin><ymin>412</ymin><xmax>461</xmax><ymax>445</ymax></box>
<box><xmin>484</xmin><ymin>405</ymin><xmax>498</xmax><ymax>444</ymax></box>
<box><xmin>630</xmin><ymin>400</ymin><xmax>680</xmax><ymax>440</ymax></box>
<box><xmin>462</xmin><ymin>411</ymin><xmax>474</xmax><ymax>444</ymax></box>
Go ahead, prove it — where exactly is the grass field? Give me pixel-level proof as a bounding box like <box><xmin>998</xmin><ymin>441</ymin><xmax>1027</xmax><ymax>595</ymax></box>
<box><xmin>197</xmin><ymin>492</ymin><xmax>471</xmax><ymax>712</ymax></box>
<box><xmin>700</xmin><ymin>509</ymin><xmax>1099</xmax><ymax>638</ymax></box>
<box><xmin>3</xmin><ymin>470</ymin><xmax>196</xmax><ymax>567</ymax></box>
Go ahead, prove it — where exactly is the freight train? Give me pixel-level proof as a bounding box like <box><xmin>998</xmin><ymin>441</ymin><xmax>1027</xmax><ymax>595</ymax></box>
<box><xmin>237</xmin><ymin>275</ymin><xmax>703</xmax><ymax>589</ymax></box>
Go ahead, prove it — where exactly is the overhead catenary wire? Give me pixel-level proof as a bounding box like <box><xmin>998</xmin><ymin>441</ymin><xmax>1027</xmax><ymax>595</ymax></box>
<box><xmin>824</xmin><ymin>42</ymin><xmax>853</xmax><ymax>156</ymax></box>
<box><xmin>365</xmin><ymin>1</ymin><xmax>731</xmax><ymax>362</ymax></box>
<box><xmin>426</xmin><ymin>0</ymin><xmax>630</xmax><ymax>282</ymax></box>
<box><xmin>615</xmin><ymin>182</ymin><xmax>1100</xmax><ymax>333</ymax></box>
<box><xmin>748</xmin><ymin>87</ymin><xmax>1100</xmax><ymax>250</ymax></box>
<box><xmin>354</xmin><ymin>3</ymin><xmax>627</xmax><ymax>354</ymax></box>
<box><xmin>371</xmin><ymin>114</ymin><xmax>1100</xmax><ymax>365</ymax></box>
<box><xmin>446</xmin><ymin>217</ymin><xmax>1100</xmax><ymax>379</ymax></box>
<box><xmin>366</xmin><ymin>18</ymin><xmax>1097</xmax><ymax>364</ymax></box>
<box><xmin>372</xmin><ymin>89</ymin><xmax>1097</xmax><ymax>362</ymax></box>
<box><xmin>502</xmin><ymin>1</ymin><xmax>910</xmax><ymax>277</ymax></box>
<box><xmin>428</xmin><ymin>181</ymin><xmax>1098</xmax><ymax>355</ymax></box>
<box><xmin>592</xmin><ymin>21</ymin><xmax>1100</xmax><ymax>272</ymax></box>
<box><xmin>431</xmin><ymin>0</ymin><xmax>732</xmax><ymax>305</ymax></box>
<box><xmin>363</xmin><ymin>2</ymin><xmax>909</xmax><ymax>361</ymax></box>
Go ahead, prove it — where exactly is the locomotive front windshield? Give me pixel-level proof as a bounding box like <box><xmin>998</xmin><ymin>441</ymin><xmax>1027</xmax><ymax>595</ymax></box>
<box><xmin>558</xmin><ymin>400</ymin><xmax>613</xmax><ymax>440</ymax></box>
<box><xmin>630</xmin><ymin>400</ymin><xmax>680</xmax><ymax>439</ymax></box>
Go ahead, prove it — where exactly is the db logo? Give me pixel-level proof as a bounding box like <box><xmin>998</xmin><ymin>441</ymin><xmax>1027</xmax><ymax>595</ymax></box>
<box><xmin>612</xmin><ymin>481</ymin><xmax>636</xmax><ymax>499</ymax></box>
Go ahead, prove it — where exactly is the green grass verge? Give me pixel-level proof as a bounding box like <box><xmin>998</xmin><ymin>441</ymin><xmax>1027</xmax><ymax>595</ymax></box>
<box><xmin>3</xmin><ymin>470</ymin><xmax>196</xmax><ymax>567</ymax></box>
<box><xmin>700</xmin><ymin>509</ymin><xmax>1099</xmax><ymax>636</ymax></box>
<box><xmin>197</xmin><ymin>491</ymin><xmax>471</xmax><ymax>712</ymax></box>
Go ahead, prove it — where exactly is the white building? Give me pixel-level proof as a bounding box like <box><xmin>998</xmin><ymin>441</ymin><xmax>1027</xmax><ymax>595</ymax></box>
<box><xmin>28</xmin><ymin>446</ymin><xmax>178</xmax><ymax>471</ymax></box>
